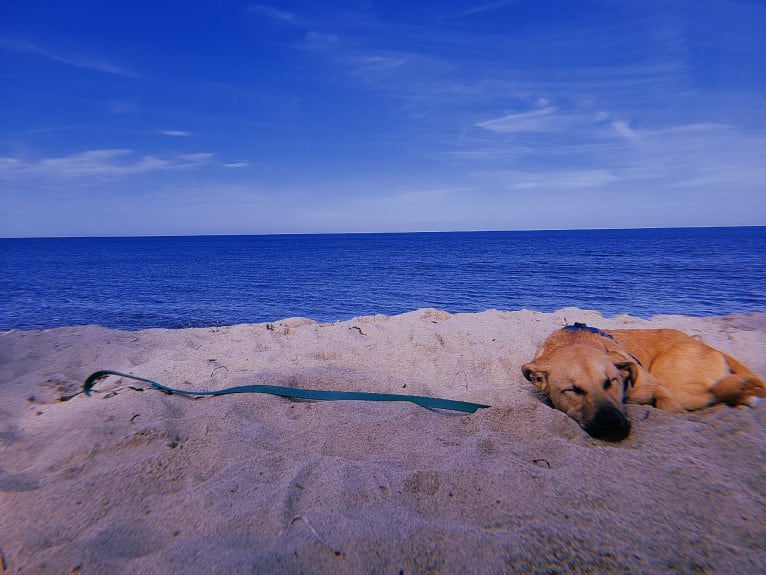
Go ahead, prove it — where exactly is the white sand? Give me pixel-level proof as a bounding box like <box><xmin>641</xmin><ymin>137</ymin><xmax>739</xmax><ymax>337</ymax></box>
<box><xmin>1</xmin><ymin>308</ymin><xmax>765</xmax><ymax>574</ymax></box>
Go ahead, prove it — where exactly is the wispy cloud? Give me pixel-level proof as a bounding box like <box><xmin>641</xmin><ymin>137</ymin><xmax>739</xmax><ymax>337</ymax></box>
<box><xmin>178</xmin><ymin>153</ymin><xmax>215</xmax><ymax>163</ymax></box>
<box><xmin>625</xmin><ymin>123</ymin><xmax>766</xmax><ymax>189</ymax></box>
<box><xmin>611</xmin><ymin>121</ymin><xmax>640</xmax><ymax>142</ymax></box>
<box><xmin>39</xmin><ymin>150</ymin><xmax>168</xmax><ymax>176</ymax></box>
<box><xmin>0</xmin><ymin>36</ymin><xmax>137</xmax><ymax>78</ymax></box>
<box><xmin>473</xmin><ymin>104</ymin><xmax>620</xmax><ymax>153</ymax></box>
<box><xmin>285</xmin><ymin>3</ymin><xmax>688</xmax><ymax>125</ymax></box>
<box><xmin>0</xmin><ymin>149</ymin><xmax>213</xmax><ymax>179</ymax></box>
<box><xmin>353</xmin><ymin>55</ymin><xmax>408</xmax><ymax>74</ymax></box>
<box><xmin>391</xmin><ymin>186</ymin><xmax>476</xmax><ymax>203</ymax></box>
<box><xmin>248</xmin><ymin>3</ymin><xmax>297</xmax><ymax>24</ymax></box>
<box><xmin>160</xmin><ymin>130</ymin><xmax>193</xmax><ymax>137</ymax></box>
<box><xmin>465</xmin><ymin>119</ymin><xmax>766</xmax><ymax>204</ymax></box>
<box><xmin>639</xmin><ymin>122</ymin><xmax>731</xmax><ymax>137</ymax></box>
<box><xmin>455</xmin><ymin>1</ymin><xmax>518</xmax><ymax>18</ymax></box>
<box><xmin>222</xmin><ymin>162</ymin><xmax>249</xmax><ymax>168</ymax></box>
<box><xmin>476</xmin><ymin>107</ymin><xmax>560</xmax><ymax>134</ymax></box>
<box><xmin>475</xmin><ymin>169</ymin><xmax>619</xmax><ymax>191</ymax></box>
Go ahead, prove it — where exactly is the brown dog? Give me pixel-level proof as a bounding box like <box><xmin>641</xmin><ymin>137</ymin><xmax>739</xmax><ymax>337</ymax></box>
<box><xmin>522</xmin><ymin>323</ymin><xmax>765</xmax><ymax>441</ymax></box>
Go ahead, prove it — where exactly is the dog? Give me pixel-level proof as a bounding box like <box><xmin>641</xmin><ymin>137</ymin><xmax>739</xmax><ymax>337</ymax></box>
<box><xmin>522</xmin><ymin>323</ymin><xmax>765</xmax><ymax>441</ymax></box>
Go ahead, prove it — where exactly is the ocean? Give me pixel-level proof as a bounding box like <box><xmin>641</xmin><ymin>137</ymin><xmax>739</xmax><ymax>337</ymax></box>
<box><xmin>1</xmin><ymin>227</ymin><xmax>765</xmax><ymax>331</ymax></box>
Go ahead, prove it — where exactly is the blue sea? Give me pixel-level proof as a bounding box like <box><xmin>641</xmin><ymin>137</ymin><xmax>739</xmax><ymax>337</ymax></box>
<box><xmin>1</xmin><ymin>227</ymin><xmax>765</xmax><ymax>331</ymax></box>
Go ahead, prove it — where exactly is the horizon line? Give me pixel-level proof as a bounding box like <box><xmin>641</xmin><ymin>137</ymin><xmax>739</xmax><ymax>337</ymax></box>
<box><xmin>2</xmin><ymin>224</ymin><xmax>765</xmax><ymax>240</ymax></box>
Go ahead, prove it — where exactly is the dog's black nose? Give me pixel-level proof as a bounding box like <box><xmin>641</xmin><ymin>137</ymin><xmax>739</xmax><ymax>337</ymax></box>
<box><xmin>583</xmin><ymin>405</ymin><xmax>631</xmax><ymax>441</ymax></box>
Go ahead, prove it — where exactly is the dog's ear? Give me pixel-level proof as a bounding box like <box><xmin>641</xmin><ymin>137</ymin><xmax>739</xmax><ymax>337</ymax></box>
<box><xmin>522</xmin><ymin>362</ymin><xmax>550</xmax><ymax>394</ymax></box>
<box><xmin>607</xmin><ymin>351</ymin><xmax>638</xmax><ymax>390</ymax></box>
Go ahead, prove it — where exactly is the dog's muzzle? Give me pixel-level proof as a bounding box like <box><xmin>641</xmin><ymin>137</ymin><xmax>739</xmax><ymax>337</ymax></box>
<box><xmin>583</xmin><ymin>404</ymin><xmax>631</xmax><ymax>441</ymax></box>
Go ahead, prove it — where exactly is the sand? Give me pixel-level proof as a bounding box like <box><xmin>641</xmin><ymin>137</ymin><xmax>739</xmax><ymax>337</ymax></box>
<box><xmin>1</xmin><ymin>307</ymin><xmax>765</xmax><ymax>574</ymax></box>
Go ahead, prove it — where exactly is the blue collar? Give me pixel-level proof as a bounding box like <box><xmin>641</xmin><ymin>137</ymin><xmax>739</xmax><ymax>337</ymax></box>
<box><xmin>562</xmin><ymin>322</ymin><xmax>615</xmax><ymax>341</ymax></box>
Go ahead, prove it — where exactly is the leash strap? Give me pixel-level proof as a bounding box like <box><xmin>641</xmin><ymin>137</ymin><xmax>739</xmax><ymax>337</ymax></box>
<box><xmin>83</xmin><ymin>370</ymin><xmax>490</xmax><ymax>414</ymax></box>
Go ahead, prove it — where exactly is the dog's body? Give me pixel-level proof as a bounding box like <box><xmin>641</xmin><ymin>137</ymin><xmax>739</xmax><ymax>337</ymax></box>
<box><xmin>523</xmin><ymin>324</ymin><xmax>765</xmax><ymax>441</ymax></box>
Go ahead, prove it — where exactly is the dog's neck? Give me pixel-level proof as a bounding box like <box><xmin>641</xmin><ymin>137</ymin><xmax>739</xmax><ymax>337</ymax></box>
<box><xmin>561</xmin><ymin>323</ymin><xmax>646</xmax><ymax>369</ymax></box>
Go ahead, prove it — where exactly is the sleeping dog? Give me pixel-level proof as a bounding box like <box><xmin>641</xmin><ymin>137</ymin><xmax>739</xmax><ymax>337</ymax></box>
<box><xmin>522</xmin><ymin>323</ymin><xmax>765</xmax><ymax>441</ymax></box>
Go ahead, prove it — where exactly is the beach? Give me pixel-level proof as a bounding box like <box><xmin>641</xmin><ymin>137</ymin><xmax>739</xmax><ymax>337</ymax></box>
<box><xmin>1</xmin><ymin>307</ymin><xmax>765</xmax><ymax>573</ymax></box>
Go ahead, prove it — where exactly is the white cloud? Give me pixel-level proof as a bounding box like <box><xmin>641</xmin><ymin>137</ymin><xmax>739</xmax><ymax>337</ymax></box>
<box><xmin>611</xmin><ymin>120</ymin><xmax>640</xmax><ymax>142</ymax></box>
<box><xmin>222</xmin><ymin>162</ymin><xmax>249</xmax><ymax>168</ymax></box>
<box><xmin>353</xmin><ymin>55</ymin><xmax>408</xmax><ymax>75</ymax></box>
<box><xmin>475</xmin><ymin>169</ymin><xmax>619</xmax><ymax>191</ymax></box>
<box><xmin>476</xmin><ymin>107</ymin><xmax>562</xmax><ymax>134</ymax></box>
<box><xmin>0</xmin><ymin>149</ymin><xmax>214</xmax><ymax>179</ymax></box>
<box><xmin>640</xmin><ymin>122</ymin><xmax>730</xmax><ymax>137</ymax></box>
<box><xmin>178</xmin><ymin>153</ymin><xmax>214</xmax><ymax>163</ymax></box>
<box><xmin>523</xmin><ymin>169</ymin><xmax>619</xmax><ymax>189</ymax></box>
<box><xmin>38</xmin><ymin>150</ymin><xmax>167</xmax><ymax>176</ymax></box>
<box><xmin>160</xmin><ymin>130</ymin><xmax>192</xmax><ymax>137</ymax></box>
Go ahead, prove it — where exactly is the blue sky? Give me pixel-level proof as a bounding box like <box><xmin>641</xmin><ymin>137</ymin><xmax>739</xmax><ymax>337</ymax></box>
<box><xmin>1</xmin><ymin>0</ymin><xmax>765</xmax><ymax>237</ymax></box>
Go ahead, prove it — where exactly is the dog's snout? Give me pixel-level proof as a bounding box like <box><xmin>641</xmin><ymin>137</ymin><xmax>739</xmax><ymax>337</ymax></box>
<box><xmin>583</xmin><ymin>405</ymin><xmax>631</xmax><ymax>441</ymax></box>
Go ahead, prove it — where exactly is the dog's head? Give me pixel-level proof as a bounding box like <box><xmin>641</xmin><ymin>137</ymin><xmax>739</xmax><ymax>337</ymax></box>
<box><xmin>522</xmin><ymin>345</ymin><xmax>638</xmax><ymax>441</ymax></box>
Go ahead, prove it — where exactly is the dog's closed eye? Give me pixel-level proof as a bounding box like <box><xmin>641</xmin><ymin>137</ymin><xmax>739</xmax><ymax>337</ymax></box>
<box><xmin>564</xmin><ymin>385</ymin><xmax>586</xmax><ymax>396</ymax></box>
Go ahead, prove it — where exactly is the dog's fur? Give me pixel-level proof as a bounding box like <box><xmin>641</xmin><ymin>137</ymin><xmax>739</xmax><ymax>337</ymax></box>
<box><xmin>522</xmin><ymin>326</ymin><xmax>766</xmax><ymax>441</ymax></box>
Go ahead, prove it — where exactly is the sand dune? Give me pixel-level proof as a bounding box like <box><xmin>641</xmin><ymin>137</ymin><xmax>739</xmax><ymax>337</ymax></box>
<box><xmin>1</xmin><ymin>308</ymin><xmax>765</xmax><ymax>573</ymax></box>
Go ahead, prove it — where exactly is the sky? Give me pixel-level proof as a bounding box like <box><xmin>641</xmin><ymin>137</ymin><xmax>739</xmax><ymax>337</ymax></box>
<box><xmin>1</xmin><ymin>0</ymin><xmax>765</xmax><ymax>237</ymax></box>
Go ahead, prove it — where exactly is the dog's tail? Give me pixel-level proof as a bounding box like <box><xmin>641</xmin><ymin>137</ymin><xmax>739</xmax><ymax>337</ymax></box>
<box><xmin>712</xmin><ymin>353</ymin><xmax>766</xmax><ymax>405</ymax></box>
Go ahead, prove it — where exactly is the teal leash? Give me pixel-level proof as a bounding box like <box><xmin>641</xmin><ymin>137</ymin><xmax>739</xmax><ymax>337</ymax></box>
<box><xmin>83</xmin><ymin>370</ymin><xmax>491</xmax><ymax>414</ymax></box>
